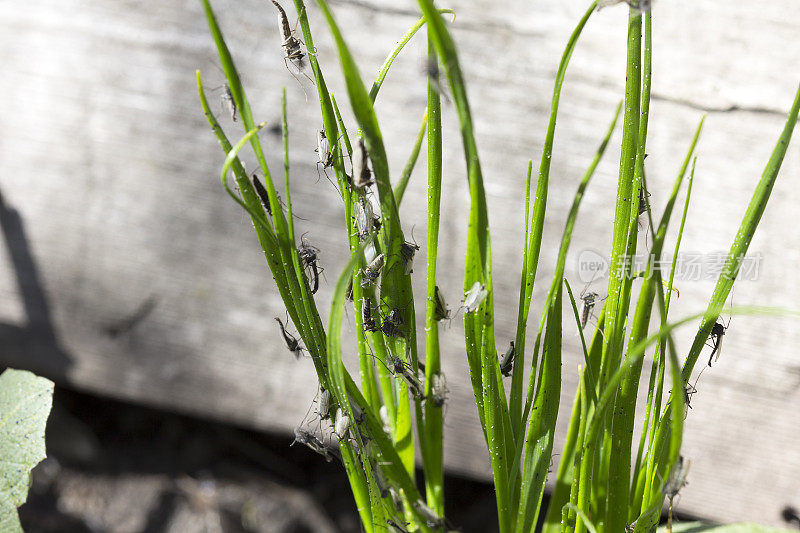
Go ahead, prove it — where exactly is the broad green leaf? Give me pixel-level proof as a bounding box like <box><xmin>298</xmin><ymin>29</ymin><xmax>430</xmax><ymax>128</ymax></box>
<box><xmin>0</xmin><ymin>369</ymin><xmax>54</xmax><ymax>532</ymax></box>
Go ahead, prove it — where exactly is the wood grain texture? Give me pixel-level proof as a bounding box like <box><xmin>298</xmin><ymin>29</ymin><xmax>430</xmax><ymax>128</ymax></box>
<box><xmin>0</xmin><ymin>0</ymin><xmax>799</xmax><ymax>525</ymax></box>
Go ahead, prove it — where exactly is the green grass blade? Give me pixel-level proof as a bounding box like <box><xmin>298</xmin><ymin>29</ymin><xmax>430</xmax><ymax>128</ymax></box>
<box><xmin>511</xmin><ymin>0</ymin><xmax>599</xmax><ymax>436</ymax></box>
<box><xmin>394</xmin><ymin>110</ymin><xmax>428</xmax><ymax>205</ymax></box>
<box><xmin>680</xmin><ymin>82</ymin><xmax>800</xmax><ymax>381</ymax></box>
<box><xmin>421</xmin><ymin>38</ymin><xmax>444</xmax><ymax>515</ymax></box>
<box><xmin>516</xmin><ymin>284</ymin><xmax>563</xmax><ymax>533</ymax></box>
<box><xmin>369</xmin><ymin>9</ymin><xmax>455</xmax><ymax>103</ymax></box>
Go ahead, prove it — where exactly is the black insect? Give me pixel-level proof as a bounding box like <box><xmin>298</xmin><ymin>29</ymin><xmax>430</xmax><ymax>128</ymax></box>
<box><xmin>707</xmin><ymin>318</ymin><xmax>729</xmax><ymax>367</ymax></box>
<box><xmin>432</xmin><ymin>285</ymin><xmax>451</xmax><ymax>322</ymax></box>
<box><xmin>362</xmin><ymin>300</ymin><xmax>381</xmax><ymax>333</ymax></box>
<box><xmin>381</xmin><ymin>307</ymin><xmax>404</xmax><ymax>338</ymax></box>
<box><xmin>270</xmin><ymin>0</ymin><xmax>305</xmax><ymax>70</ymax></box>
<box><xmin>275</xmin><ymin>316</ymin><xmax>304</xmax><ymax>358</ymax></box>
<box><xmin>345</xmin><ymin>277</ymin><xmax>354</xmax><ymax>302</ymax></box>
<box><xmin>298</xmin><ymin>236</ymin><xmax>322</xmax><ymax>295</ymax></box>
<box><xmin>499</xmin><ymin>341</ymin><xmax>515</xmax><ymax>377</ymax></box>
<box><xmin>638</xmin><ymin>185</ymin><xmax>651</xmax><ymax>217</ymax></box>
<box><xmin>252</xmin><ymin>174</ymin><xmax>272</xmax><ymax>215</ymax></box>
<box><xmin>580</xmin><ymin>290</ymin><xmax>600</xmax><ymax>329</ymax></box>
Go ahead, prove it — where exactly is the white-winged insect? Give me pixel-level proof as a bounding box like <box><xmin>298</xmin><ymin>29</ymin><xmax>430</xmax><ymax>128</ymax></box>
<box><xmin>385</xmin><ymin>354</ymin><xmax>424</xmax><ymax>399</ymax></box>
<box><xmin>429</xmin><ymin>371</ymin><xmax>447</xmax><ymax>408</ymax></box>
<box><xmin>316</xmin><ymin>128</ymin><xmax>333</xmax><ymax>169</ymax></box>
<box><xmin>351</xmin><ymin>139</ymin><xmax>374</xmax><ymax>190</ymax></box>
<box><xmin>597</xmin><ymin>0</ymin><xmax>652</xmax><ymax>12</ymax></box>
<box><xmin>360</xmin><ymin>253</ymin><xmax>385</xmax><ymax>289</ymax></box>
<box><xmin>318</xmin><ymin>385</ymin><xmax>332</xmax><ymax>421</ymax></box>
<box><xmin>463</xmin><ymin>281</ymin><xmax>488</xmax><ymax>313</ymax></box>
<box><xmin>291</xmin><ymin>427</ymin><xmax>337</xmax><ymax>462</ymax></box>
<box><xmin>664</xmin><ymin>455</ymin><xmax>690</xmax><ymax>533</ymax></box>
<box><xmin>412</xmin><ymin>499</ymin><xmax>445</xmax><ymax>528</ymax></box>
<box><xmin>334</xmin><ymin>407</ymin><xmax>350</xmax><ymax>440</ymax></box>
<box><xmin>400</xmin><ymin>238</ymin><xmax>420</xmax><ymax>275</ymax></box>
<box><xmin>221</xmin><ymin>84</ymin><xmax>237</xmax><ymax>122</ymax></box>
<box><xmin>269</xmin><ymin>0</ymin><xmax>312</xmax><ymax>82</ymax></box>
<box><xmin>707</xmin><ymin>317</ymin><xmax>730</xmax><ymax>367</ymax></box>
<box><xmin>433</xmin><ymin>285</ymin><xmax>451</xmax><ymax>322</ymax></box>
<box><xmin>355</xmin><ymin>197</ymin><xmax>375</xmax><ymax>241</ymax></box>
<box><xmin>499</xmin><ymin>341</ymin><xmax>515</xmax><ymax>377</ymax></box>
<box><xmin>386</xmin><ymin>519</ymin><xmax>409</xmax><ymax>533</ymax></box>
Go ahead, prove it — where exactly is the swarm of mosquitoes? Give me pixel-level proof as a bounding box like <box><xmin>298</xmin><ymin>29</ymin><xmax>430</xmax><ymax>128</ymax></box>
<box><xmin>216</xmin><ymin>0</ymin><xmax>723</xmax><ymax>529</ymax></box>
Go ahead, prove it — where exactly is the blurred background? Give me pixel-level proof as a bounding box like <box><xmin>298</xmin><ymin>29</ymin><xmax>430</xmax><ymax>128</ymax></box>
<box><xmin>1</xmin><ymin>0</ymin><xmax>800</xmax><ymax>530</ymax></box>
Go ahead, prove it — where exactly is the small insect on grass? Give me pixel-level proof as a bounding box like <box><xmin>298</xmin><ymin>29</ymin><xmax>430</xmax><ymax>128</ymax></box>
<box><xmin>429</xmin><ymin>371</ymin><xmax>447</xmax><ymax>408</ymax></box>
<box><xmin>334</xmin><ymin>407</ymin><xmax>350</xmax><ymax>440</ymax></box>
<box><xmin>384</xmin><ymin>354</ymin><xmax>424</xmax><ymax>399</ymax></box>
<box><xmin>298</xmin><ymin>235</ymin><xmax>323</xmax><ymax>295</ymax></box>
<box><xmin>355</xmin><ymin>197</ymin><xmax>375</xmax><ymax>241</ymax></box>
<box><xmin>362</xmin><ymin>300</ymin><xmax>381</xmax><ymax>333</ymax></box>
<box><xmin>433</xmin><ymin>285</ymin><xmax>451</xmax><ymax>321</ymax></box>
<box><xmin>386</xmin><ymin>519</ymin><xmax>410</xmax><ymax>533</ymax></box>
<box><xmin>318</xmin><ymin>385</ymin><xmax>332</xmax><ymax>421</ymax></box>
<box><xmin>270</xmin><ymin>0</ymin><xmax>311</xmax><ymax>82</ymax></box>
<box><xmin>291</xmin><ymin>427</ymin><xmax>338</xmax><ymax>463</ymax></box>
<box><xmin>252</xmin><ymin>174</ymin><xmax>272</xmax><ymax>215</ymax></box>
<box><xmin>360</xmin><ymin>253</ymin><xmax>385</xmax><ymax>289</ymax></box>
<box><xmin>400</xmin><ymin>237</ymin><xmax>420</xmax><ymax>275</ymax></box>
<box><xmin>579</xmin><ymin>286</ymin><xmax>602</xmax><ymax>330</ymax></box>
<box><xmin>412</xmin><ymin>499</ymin><xmax>447</xmax><ymax>529</ymax></box>
<box><xmin>499</xmin><ymin>341</ymin><xmax>515</xmax><ymax>377</ymax></box>
<box><xmin>665</xmin><ymin>455</ymin><xmax>690</xmax><ymax>533</ymax></box>
<box><xmin>381</xmin><ymin>307</ymin><xmax>404</xmax><ymax>338</ymax></box>
<box><xmin>707</xmin><ymin>317</ymin><xmax>730</xmax><ymax>367</ymax></box>
<box><xmin>463</xmin><ymin>281</ymin><xmax>489</xmax><ymax>314</ymax></box>
<box><xmin>351</xmin><ymin>139</ymin><xmax>374</xmax><ymax>190</ymax></box>
<box><xmin>221</xmin><ymin>84</ymin><xmax>236</xmax><ymax>122</ymax></box>
<box><xmin>275</xmin><ymin>316</ymin><xmax>304</xmax><ymax>358</ymax></box>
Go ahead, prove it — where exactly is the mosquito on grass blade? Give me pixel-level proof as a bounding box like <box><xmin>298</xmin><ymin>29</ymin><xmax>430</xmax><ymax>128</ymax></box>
<box><xmin>298</xmin><ymin>235</ymin><xmax>323</xmax><ymax>295</ymax></box>
<box><xmin>429</xmin><ymin>371</ymin><xmax>447</xmax><ymax>408</ymax></box>
<box><xmin>433</xmin><ymin>285</ymin><xmax>451</xmax><ymax>322</ymax></box>
<box><xmin>351</xmin><ymin>139</ymin><xmax>374</xmax><ymax>190</ymax></box>
<box><xmin>269</xmin><ymin>0</ymin><xmax>314</xmax><ymax>89</ymax></box>
<box><xmin>499</xmin><ymin>341</ymin><xmax>515</xmax><ymax>377</ymax></box>
<box><xmin>707</xmin><ymin>317</ymin><xmax>730</xmax><ymax>367</ymax></box>
<box><xmin>291</xmin><ymin>427</ymin><xmax>338</xmax><ymax>463</ymax></box>
<box><xmin>275</xmin><ymin>316</ymin><xmax>304</xmax><ymax>358</ymax></box>
<box><xmin>360</xmin><ymin>253</ymin><xmax>385</xmax><ymax>289</ymax></box>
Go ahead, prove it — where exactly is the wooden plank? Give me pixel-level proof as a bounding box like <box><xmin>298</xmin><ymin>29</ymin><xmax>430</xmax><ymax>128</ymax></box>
<box><xmin>0</xmin><ymin>0</ymin><xmax>799</xmax><ymax>526</ymax></box>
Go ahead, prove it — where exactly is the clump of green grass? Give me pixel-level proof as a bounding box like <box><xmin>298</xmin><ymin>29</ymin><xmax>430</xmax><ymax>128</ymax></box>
<box><xmin>197</xmin><ymin>0</ymin><xmax>800</xmax><ymax>531</ymax></box>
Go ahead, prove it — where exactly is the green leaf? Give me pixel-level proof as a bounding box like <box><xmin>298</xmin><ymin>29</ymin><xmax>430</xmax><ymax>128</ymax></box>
<box><xmin>0</xmin><ymin>369</ymin><xmax>54</xmax><ymax>532</ymax></box>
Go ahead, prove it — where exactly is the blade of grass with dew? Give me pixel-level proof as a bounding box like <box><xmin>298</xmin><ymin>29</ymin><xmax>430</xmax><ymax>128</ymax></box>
<box><xmin>520</xmin><ymin>100</ymin><xmax>620</xmax><ymax>430</ymax></box>
<box><xmin>510</xmin><ymin>0</ymin><xmax>599</xmax><ymax>437</ymax></box>
<box><xmin>511</xmin><ymin>104</ymin><xmax>620</xmax><ymax>518</ymax></box>
<box><xmin>631</xmin><ymin>122</ymin><xmax>703</xmax><ymax>513</ymax></box>
<box><xmin>315</xmin><ymin>0</ymin><xmax>418</xmax><ymax>477</ymax></box>
<box><xmin>593</xmin><ymin>9</ymin><xmax>644</xmax><ymax>526</ymax></box>
<box><xmin>680</xmin><ymin>82</ymin><xmax>800</xmax><ymax>382</ymax></box>
<box><xmin>201</xmin><ymin>1</ymin><xmax>328</xmax><ymax>361</ymax></box>
<box><xmin>421</xmin><ymin>38</ymin><xmax>444</xmax><ymax>515</ymax></box>
<box><xmin>416</xmin><ymin>2</ymin><xmax>515</xmax><ymax>530</ymax></box>
<box><xmin>369</xmin><ymin>9</ymin><xmax>455</xmax><ymax>103</ymax></box>
<box><xmin>606</xmin><ymin>13</ymin><xmax>656</xmax><ymax>526</ymax></box>
<box><xmin>394</xmin><ymin>110</ymin><xmax>428</xmax><ymax>205</ymax></box>
<box><xmin>516</xmin><ymin>284</ymin><xmax>562</xmax><ymax>533</ymax></box>
<box><xmin>639</xmin><ymin>82</ymin><xmax>800</xmax><ymax>523</ymax></box>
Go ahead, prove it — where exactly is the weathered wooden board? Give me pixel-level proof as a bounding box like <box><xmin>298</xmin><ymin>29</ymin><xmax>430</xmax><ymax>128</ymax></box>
<box><xmin>1</xmin><ymin>0</ymin><xmax>799</xmax><ymax>526</ymax></box>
